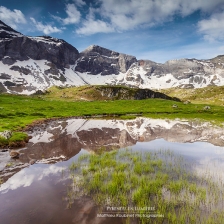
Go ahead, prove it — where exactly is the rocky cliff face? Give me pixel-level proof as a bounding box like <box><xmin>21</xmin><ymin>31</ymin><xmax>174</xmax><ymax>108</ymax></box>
<box><xmin>75</xmin><ymin>45</ymin><xmax>137</xmax><ymax>75</ymax></box>
<box><xmin>0</xmin><ymin>21</ymin><xmax>79</xmax><ymax>67</ymax></box>
<box><xmin>0</xmin><ymin>36</ymin><xmax>79</xmax><ymax>67</ymax></box>
<box><xmin>1</xmin><ymin>20</ymin><xmax>224</xmax><ymax>94</ymax></box>
<box><xmin>0</xmin><ymin>20</ymin><xmax>82</xmax><ymax>93</ymax></box>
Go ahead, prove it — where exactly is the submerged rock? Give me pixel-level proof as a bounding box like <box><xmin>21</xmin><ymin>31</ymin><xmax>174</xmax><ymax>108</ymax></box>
<box><xmin>29</xmin><ymin>159</ymin><xmax>37</xmax><ymax>165</ymax></box>
<box><xmin>10</xmin><ymin>150</ymin><xmax>20</xmax><ymax>158</ymax></box>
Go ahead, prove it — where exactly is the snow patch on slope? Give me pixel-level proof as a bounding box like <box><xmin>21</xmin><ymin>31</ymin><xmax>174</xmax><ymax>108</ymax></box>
<box><xmin>2</xmin><ymin>54</ymin><xmax>224</xmax><ymax>94</ymax></box>
<box><xmin>113</xmin><ymin>64</ymin><xmax>224</xmax><ymax>89</ymax></box>
<box><xmin>0</xmin><ymin>59</ymin><xmax>87</xmax><ymax>94</ymax></box>
<box><xmin>29</xmin><ymin>36</ymin><xmax>63</xmax><ymax>46</ymax></box>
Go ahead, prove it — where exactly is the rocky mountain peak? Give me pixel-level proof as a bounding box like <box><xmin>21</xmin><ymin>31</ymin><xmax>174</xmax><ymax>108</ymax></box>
<box><xmin>81</xmin><ymin>44</ymin><xmax>119</xmax><ymax>57</ymax></box>
<box><xmin>0</xmin><ymin>32</ymin><xmax>79</xmax><ymax>67</ymax></box>
<box><xmin>0</xmin><ymin>20</ymin><xmax>23</xmax><ymax>38</ymax></box>
<box><xmin>1</xmin><ymin>20</ymin><xmax>224</xmax><ymax>94</ymax></box>
<box><xmin>0</xmin><ymin>21</ymin><xmax>80</xmax><ymax>94</ymax></box>
<box><xmin>75</xmin><ymin>44</ymin><xmax>137</xmax><ymax>75</ymax></box>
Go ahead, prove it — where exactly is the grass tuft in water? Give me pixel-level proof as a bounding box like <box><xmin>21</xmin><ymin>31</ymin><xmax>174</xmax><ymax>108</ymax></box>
<box><xmin>66</xmin><ymin>149</ymin><xmax>224</xmax><ymax>224</ymax></box>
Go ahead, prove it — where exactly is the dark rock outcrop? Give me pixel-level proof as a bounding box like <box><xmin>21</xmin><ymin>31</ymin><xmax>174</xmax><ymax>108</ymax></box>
<box><xmin>97</xmin><ymin>86</ymin><xmax>180</xmax><ymax>101</ymax></box>
<box><xmin>0</xmin><ymin>82</ymin><xmax>7</xmax><ymax>93</ymax></box>
<box><xmin>75</xmin><ymin>45</ymin><xmax>137</xmax><ymax>75</ymax></box>
<box><xmin>0</xmin><ymin>73</ymin><xmax>11</xmax><ymax>79</ymax></box>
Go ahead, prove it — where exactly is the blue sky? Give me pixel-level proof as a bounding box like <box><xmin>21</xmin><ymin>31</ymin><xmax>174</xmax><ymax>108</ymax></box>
<box><xmin>0</xmin><ymin>0</ymin><xmax>224</xmax><ymax>63</ymax></box>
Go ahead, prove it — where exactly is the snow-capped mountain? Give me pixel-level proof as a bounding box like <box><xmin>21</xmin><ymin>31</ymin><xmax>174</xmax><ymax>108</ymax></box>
<box><xmin>0</xmin><ymin>20</ymin><xmax>224</xmax><ymax>94</ymax></box>
<box><xmin>118</xmin><ymin>57</ymin><xmax>224</xmax><ymax>89</ymax></box>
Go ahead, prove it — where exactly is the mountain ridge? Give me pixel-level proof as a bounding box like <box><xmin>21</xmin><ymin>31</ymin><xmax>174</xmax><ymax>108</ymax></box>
<box><xmin>0</xmin><ymin>20</ymin><xmax>23</xmax><ymax>38</ymax></box>
<box><xmin>0</xmin><ymin>20</ymin><xmax>224</xmax><ymax>94</ymax></box>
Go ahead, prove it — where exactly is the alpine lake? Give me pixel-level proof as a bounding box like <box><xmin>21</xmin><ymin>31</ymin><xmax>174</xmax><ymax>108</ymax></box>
<box><xmin>1</xmin><ymin>117</ymin><xmax>224</xmax><ymax>224</ymax></box>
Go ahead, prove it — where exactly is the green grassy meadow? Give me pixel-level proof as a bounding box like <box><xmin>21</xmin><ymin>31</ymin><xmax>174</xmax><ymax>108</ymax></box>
<box><xmin>0</xmin><ymin>85</ymin><xmax>224</xmax><ymax>146</ymax></box>
<box><xmin>1</xmin><ymin>93</ymin><xmax>224</xmax><ymax>132</ymax></box>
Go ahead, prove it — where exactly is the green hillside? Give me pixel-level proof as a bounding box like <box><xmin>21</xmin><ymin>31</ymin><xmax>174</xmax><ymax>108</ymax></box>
<box><xmin>160</xmin><ymin>86</ymin><xmax>224</xmax><ymax>106</ymax></box>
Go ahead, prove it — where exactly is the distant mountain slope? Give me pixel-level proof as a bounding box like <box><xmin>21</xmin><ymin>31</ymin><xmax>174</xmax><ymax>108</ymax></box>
<box><xmin>115</xmin><ymin>58</ymin><xmax>224</xmax><ymax>89</ymax></box>
<box><xmin>0</xmin><ymin>20</ymin><xmax>224</xmax><ymax>94</ymax></box>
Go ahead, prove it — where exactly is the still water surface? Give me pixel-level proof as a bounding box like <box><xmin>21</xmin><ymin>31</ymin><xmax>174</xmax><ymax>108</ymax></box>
<box><xmin>0</xmin><ymin>118</ymin><xmax>224</xmax><ymax>223</ymax></box>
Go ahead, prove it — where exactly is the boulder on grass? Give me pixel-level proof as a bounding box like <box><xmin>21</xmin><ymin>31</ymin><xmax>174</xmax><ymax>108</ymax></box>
<box><xmin>0</xmin><ymin>130</ymin><xmax>12</xmax><ymax>139</ymax></box>
<box><xmin>203</xmin><ymin>106</ymin><xmax>211</xmax><ymax>110</ymax></box>
<box><xmin>172</xmin><ymin>104</ymin><xmax>178</xmax><ymax>108</ymax></box>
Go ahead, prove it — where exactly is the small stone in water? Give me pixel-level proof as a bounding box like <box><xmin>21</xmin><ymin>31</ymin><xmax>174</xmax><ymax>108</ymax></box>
<box><xmin>10</xmin><ymin>151</ymin><xmax>20</xmax><ymax>158</ymax></box>
<box><xmin>29</xmin><ymin>159</ymin><xmax>36</xmax><ymax>165</ymax></box>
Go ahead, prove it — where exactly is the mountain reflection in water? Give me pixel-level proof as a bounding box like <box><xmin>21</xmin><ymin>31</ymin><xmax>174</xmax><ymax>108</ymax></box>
<box><xmin>0</xmin><ymin>118</ymin><xmax>224</xmax><ymax>224</ymax></box>
<box><xmin>1</xmin><ymin>118</ymin><xmax>224</xmax><ymax>183</ymax></box>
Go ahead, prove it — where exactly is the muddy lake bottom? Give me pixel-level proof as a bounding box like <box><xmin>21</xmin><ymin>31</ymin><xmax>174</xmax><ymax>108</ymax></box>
<box><xmin>0</xmin><ymin>118</ymin><xmax>224</xmax><ymax>224</ymax></box>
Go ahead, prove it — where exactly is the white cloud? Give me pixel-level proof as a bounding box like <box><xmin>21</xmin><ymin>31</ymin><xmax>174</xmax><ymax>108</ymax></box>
<box><xmin>0</xmin><ymin>6</ymin><xmax>26</xmax><ymax>29</ymax></box>
<box><xmin>97</xmin><ymin>0</ymin><xmax>224</xmax><ymax>31</ymax></box>
<box><xmin>53</xmin><ymin>0</ymin><xmax>224</xmax><ymax>35</ymax></box>
<box><xmin>198</xmin><ymin>11</ymin><xmax>224</xmax><ymax>42</ymax></box>
<box><xmin>76</xmin><ymin>18</ymin><xmax>114</xmax><ymax>35</ymax></box>
<box><xmin>52</xmin><ymin>4</ymin><xmax>81</xmax><ymax>25</ymax></box>
<box><xmin>179</xmin><ymin>0</ymin><xmax>224</xmax><ymax>16</ymax></box>
<box><xmin>0</xmin><ymin>170</ymin><xmax>35</xmax><ymax>192</ymax></box>
<box><xmin>0</xmin><ymin>165</ymin><xmax>65</xmax><ymax>193</ymax></box>
<box><xmin>99</xmin><ymin>0</ymin><xmax>175</xmax><ymax>31</ymax></box>
<box><xmin>75</xmin><ymin>6</ymin><xmax>114</xmax><ymax>35</ymax></box>
<box><xmin>73</xmin><ymin>0</ymin><xmax>86</xmax><ymax>7</ymax></box>
<box><xmin>63</xmin><ymin>4</ymin><xmax>81</xmax><ymax>24</ymax></box>
<box><xmin>30</xmin><ymin>17</ymin><xmax>63</xmax><ymax>35</ymax></box>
